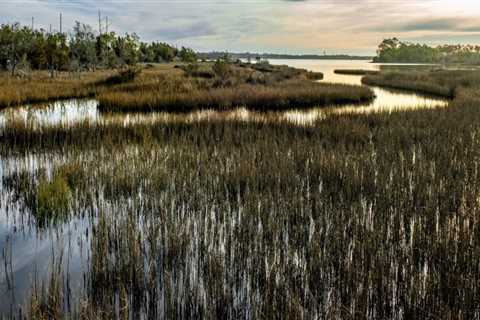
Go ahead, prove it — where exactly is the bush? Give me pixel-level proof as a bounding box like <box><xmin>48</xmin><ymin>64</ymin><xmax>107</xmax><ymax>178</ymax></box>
<box><xmin>178</xmin><ymin>63</ymin><xmax>215</xmax><ymax>79</ymax></box>
<box><xmin>99</xmin><ymin>67</ymin><xmax>142</xmax><ymax>86</ymax></box>
<box><xmin>212</xmin><ymin>59</ymin><xmax>232</xmax><ymax>80</ymax></box>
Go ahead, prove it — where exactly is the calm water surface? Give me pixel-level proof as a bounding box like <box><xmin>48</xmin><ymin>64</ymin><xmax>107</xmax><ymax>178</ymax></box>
<box><xmin>0</xmin><ymin>60</ymin><xmax>449</xmax><ymax>315</ymax></box>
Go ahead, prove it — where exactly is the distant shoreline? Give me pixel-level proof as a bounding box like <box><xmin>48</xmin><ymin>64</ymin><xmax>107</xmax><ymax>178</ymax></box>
<box><xmin>198</xmin><ymin>52</ymin><xmax>373</xmax><ymax>61</ymax></box>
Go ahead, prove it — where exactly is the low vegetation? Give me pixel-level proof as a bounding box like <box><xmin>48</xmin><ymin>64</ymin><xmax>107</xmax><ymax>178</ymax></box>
<box><xmin>98</xmin><ymin>81</ymin><xmax>373</xmax><ymax>112</ymax></box>
<box><xmin>362</xmin><ymin>69</ymin><xmax>480</xmax><ymax>98</ymax></box>
<box><xmin>35</xmin><ymin>174</ymin><xmax>72</xmax><ymax>224</ymax></box>
<box><xmin>0</xmin><ymin>71</ymin><xmax>108</xmax><ymax>108</ymax></box>
<box><xmin>97</xmin><ymin>61</ymin><xmax>373</xmax><ymax>112</ymax></box>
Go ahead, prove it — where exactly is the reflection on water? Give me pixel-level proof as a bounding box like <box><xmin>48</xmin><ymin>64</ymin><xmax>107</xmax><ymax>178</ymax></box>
<box><xmin>283</xmin><ymin>87</ymin><xmax>448</xmax><ymax>125</ymax></box>
<box><xmin>0</xmin><ymin>59</ymin><xmax>449</xmax><ymax>128</ymax></box>
<box><xmin>276</xmin><ymin>59</ymin><xmax>381</xmax><ymax>85</ymax></box>
<box><xmin>0</xmin><ymin>154</ymin><xmax>91</xmax><ymax>313</ymax></box>
<box><xmin>0</xmin><ymin>99</ymin><xmax>98</xmax><ymax>129</ymax></box>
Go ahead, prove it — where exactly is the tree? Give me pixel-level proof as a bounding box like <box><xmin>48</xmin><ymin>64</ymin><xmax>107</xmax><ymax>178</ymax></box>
<box><xmin>152</xmin><ymin>42</ymin><xmax>177</xmax><ymax>62</ymax></box>
<box><xmin>139</xmin><ymin>42</ymin><xmax>155</xmax><ymax>62</ymax></box>
<box><xmin>96</xmin><ymin>32</ymin><xmax>119</xmax><ymax>68</ymax></box>
<box><xmin>29</xmin><ymin>30</ymin><xmax>48</xmax><ymax>70</ymax></box>
<box><xmin>0</xmin><ymin>23</ymin><xmax>32</xmax><ymax>75</ymax></box>
<box><xmin>179</xmin><ymin>47</ymin><xmax>197</xmax><ymax>63</ymax></box>
<box><xmin>374</xmin><ymin>38</ymin><xmax>440</xmax><ymax>63</ymax></box>
<box><xmin>45</xmin><ymin>32</ymin><xmax>70</xmax><ymax>77</ymax></box>
<box><xmin>0</xmin><ymin>19</ymin><xmax>199</xmax><ymax>74</ymax></box>
<box><xmin>113</xmin><ymin>33</ymin><xmax>140</xmax><ymax>66</ymax></box>
<box><xmin>70</xmin><ymin>21</ymin><xmax>97</xmax><ymax>71</ymax></box>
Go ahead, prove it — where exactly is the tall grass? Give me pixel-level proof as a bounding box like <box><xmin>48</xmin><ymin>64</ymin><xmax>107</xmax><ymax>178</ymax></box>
<box><xmin>98</xmin><ymin>81</ymin><xmax>374</xmax><ymax>112</ymax></box>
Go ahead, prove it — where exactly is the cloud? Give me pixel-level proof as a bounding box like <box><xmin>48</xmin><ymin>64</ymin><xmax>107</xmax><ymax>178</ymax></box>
<box><xmin>374</xmin><ymin>17</ymin><xmax>480</xmax><ymax>33</ymax></box>
<box><xmin>0</xmin><ymin>0</ymin><xmax>478</xmax><ymax>55</ymax></box>
<box><xmin>151</xmin><ymin>22</ymin><xmax>216</xmax><ymax>41</ymax></box>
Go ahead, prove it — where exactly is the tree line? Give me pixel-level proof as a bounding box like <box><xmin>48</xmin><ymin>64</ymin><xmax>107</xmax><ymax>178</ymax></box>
<box><xmin>374</xmin><ymin>38</ymin><xmax>480</xmax><ymax>65</ymax></box>
<box><xmin>0</xmin><ymin>21</ymin><xmax>198</xmax><ymax>76</ymax></box>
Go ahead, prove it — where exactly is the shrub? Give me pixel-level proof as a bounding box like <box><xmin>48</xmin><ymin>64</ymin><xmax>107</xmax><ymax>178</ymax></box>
<box><xmin>98</xmin><ymin>67</ymin><xmax>142</xmax><ymax>86</ymax></box>
<box><xmin>212</xmin><ymin>59</ymin><xmax>232</xmax><ymax>80</ymax></box>
<box><xmin>180</xmin><ymin>63</ymin><xmax>215</xmax><ymax>79</ymax></box>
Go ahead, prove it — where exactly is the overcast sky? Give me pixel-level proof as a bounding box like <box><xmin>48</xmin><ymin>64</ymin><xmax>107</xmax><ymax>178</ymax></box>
<box><xmin>0</xmin><ymin>0</ymin><xmax>479</xmax><ymax>55</ymax></box>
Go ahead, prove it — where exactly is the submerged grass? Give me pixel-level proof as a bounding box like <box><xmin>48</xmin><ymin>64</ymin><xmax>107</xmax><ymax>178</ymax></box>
<box><xmin>35</xmin><ymin>174</ymin><xmax>72</xmax><ymax>224</ymax></box>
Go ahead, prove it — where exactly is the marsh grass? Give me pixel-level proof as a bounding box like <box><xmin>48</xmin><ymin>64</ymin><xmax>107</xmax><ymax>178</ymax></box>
<box><xmin>104</xmin><ymin>61</ymin><xmax>340</xmax><ymax>113</ymax></box>
<box><xmin>29</xmin><ymin>261</ymin><xmax>65</xmax><ymax>320</ymax></box>
<box><xmin>0</xmin><ymin>63</ymin><xmax>330</xmax><ymax>112</ymax></box>
<box><xmin>2</xmin><ymin>162</ymin><xmax>84</xmax><ymax>226</ymax></box>
<box><xmin>0</xmin><ymin>71</ymin><xmax>113</xmax><ymax>109</ymax></box>
<box><xmin>98</xmin><ymin>81</ymin><xmax>374</xmax><ymax>112</ymax></box>
<box><xmin>362</xmin><ymin>69</ymin><xmax>480</xmax><ymax>98</ymax></box>
<box><xmin>35</xmin><ymin>174</ymin><xmax>72</xmax><ymax>224</ymax></box>
<box><xmin>94</xmin><ymin>59</ymin><xmax>370</xmax><ymax>113</ymax></box>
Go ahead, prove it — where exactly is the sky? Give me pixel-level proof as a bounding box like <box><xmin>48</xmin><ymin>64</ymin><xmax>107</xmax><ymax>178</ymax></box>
<box><xmin>0</xmin><ymin>0</ymin><xmax>479</xmax><ymax>55</ymax></box>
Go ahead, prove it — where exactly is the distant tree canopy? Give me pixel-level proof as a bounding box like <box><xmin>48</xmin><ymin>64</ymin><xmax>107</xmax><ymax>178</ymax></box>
<box><xmin>0</xmin><ymin>21</ymin><xmax>197</xmax><ymax>76</ymax></box>
<box><xmin>374</xmin><ymin>38</ymin><xmax>480</xmax><ymax>65</ymax></box>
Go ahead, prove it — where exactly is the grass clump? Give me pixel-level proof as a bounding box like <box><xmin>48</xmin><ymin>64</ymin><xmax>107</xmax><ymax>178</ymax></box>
<box><xmin>35</xmin><ymin>174</ymin><xmax>72</xmax><ymax>224</ymax></box>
